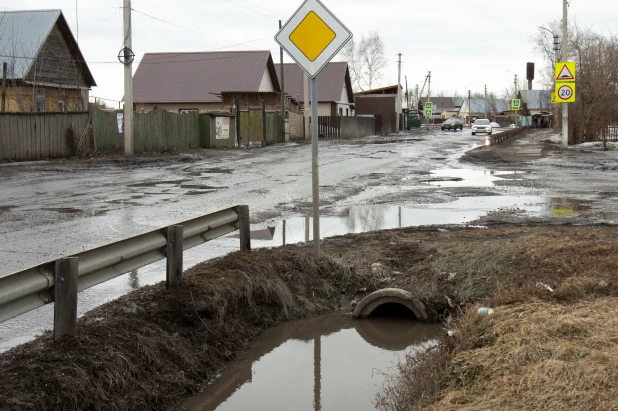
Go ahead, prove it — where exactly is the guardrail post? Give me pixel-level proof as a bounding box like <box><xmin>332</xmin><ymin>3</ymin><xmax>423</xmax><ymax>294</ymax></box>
<box><xmin>238</xmin><ymin>205</ymin><xmax>251</xmax><ymax>251</ymax></box>
<box><xmin>166</xmin><ymin>225</ymin><xmax>184</xmax><ymax>288</ymax></box>
<box><xmin>54</xmin><ymin>257</ymin><xmax>78</xmax><ymax>341</ymax></box>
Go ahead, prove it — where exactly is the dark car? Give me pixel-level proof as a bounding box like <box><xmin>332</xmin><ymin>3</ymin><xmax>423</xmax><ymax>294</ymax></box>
<box><xmin>441</xmin><ymin>118</ymin><xmax>463</xmax><ymax>131</ymax></box>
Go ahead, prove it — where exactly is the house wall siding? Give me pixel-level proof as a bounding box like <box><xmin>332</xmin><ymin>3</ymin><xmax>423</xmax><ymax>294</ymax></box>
<box><xmin>3</xmin><ymin>86</ymin><xmax>84</xmax><ymax>112</ymax></box>
<box><xmin>24</xmin><ymin>25</ymin><xmax>90</xmax><ymax>88</ymax></box>
<box><xmin>258</xmin><ymin>68</ymin><xmax>275</xmax><ymax>92</ymax></box>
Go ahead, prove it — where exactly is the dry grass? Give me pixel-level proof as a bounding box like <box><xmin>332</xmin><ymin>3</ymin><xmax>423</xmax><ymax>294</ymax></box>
<box><xmin>376</xmin><ymin>225</ymin><xmax>618</xmax><ymax>411</ymax></box>
<box><xmin>430</xmin><ymin>298</ymin><xmax>618</xmax><ymax>411</ymax></box>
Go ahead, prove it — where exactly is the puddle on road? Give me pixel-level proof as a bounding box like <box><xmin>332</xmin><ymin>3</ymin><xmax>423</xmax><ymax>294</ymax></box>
<box><xmin>419</xmin><ymin>169</ymin><xmax>527</xmax><ymax>188</ymax></box>
<box><xmin>178</xmin><ymin>314</ymin><xmax>441</xmax><ymax>411</ymax></box>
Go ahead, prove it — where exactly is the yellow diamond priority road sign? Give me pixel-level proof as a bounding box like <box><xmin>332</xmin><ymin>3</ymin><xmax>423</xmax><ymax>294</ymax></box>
<box><xmin>275</xmin><ymin>0</ymin><xmax>352</xmax><ymax>78</ymax></box>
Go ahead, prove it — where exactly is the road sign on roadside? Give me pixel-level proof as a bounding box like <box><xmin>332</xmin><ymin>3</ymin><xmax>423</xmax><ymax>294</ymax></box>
<box><xmin>555</xmin><ymin>62</ymin><xmax>576</xmax><ymax>82</ymax></box>
<box><xmin>511</xmin><ymin>99</ymin><xmax>521</xmax><ymax>110</ymax></box>
<box><xmin>275</xmin><ymin>0</ymin><xmax>352</xmax><ymax>78</ymax></box>
<box><xmin>424</xmin><ymin>102</ymin><xmax>433</xmax><ymax>110</ymax></box>
<box><xmin>424</xmin><ymin>109</ymin><xmax>433</xmax><ymax>117</ymax></box>
<box><xmin>556</xmin><ymin>83</ymin><xmax>576</xmax><ymax>103</ymax></box>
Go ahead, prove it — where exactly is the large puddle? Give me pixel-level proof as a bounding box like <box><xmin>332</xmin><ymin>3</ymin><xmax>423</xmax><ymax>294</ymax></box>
<box><xmin>177</xmin><ymin>314</ymin><xmax>442</xmax><ymax>411</ymax></box>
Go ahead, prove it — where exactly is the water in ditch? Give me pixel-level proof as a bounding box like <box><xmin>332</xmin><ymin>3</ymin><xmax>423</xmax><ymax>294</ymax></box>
<box><xmin>177</xmin><ymin>312</ymin><xmax>442</xmax><ymax>411</ymax></box>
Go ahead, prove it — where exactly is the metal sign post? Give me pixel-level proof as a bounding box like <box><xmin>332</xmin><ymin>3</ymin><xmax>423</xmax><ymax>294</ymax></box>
<box><xmin>276</xmin><ymin>0</ymin><xmax>352</xmax><ymax>260</ymax></box>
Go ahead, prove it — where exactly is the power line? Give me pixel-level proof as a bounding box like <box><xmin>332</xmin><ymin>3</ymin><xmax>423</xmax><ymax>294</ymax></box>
<box><xmin>220</xmin><ymin>0</ymin><xmax>280</xmax><ymax>19</ymax></box>
<box><xmin>131</xmin><ymin>8</ymin><xmax>262</xmax><ymax>51</ymax></box>
<box><xmin>234</xmin><ymin>0</ymin><xmax>288</xmax><ymax>18</ymax></box>
<box><xmin>0</xmin><ymin>48</ymin><xmax>279</xmax><ymax>66</ymax></box>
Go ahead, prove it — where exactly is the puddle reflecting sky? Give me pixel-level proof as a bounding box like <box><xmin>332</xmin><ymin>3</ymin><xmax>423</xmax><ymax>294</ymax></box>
<box><xmin>421</xmin><ymin>169</ymin><xmax>527</xmax><ymax>187</ymax></box>
<box><xmin>178</xmin><ymin>314</ymin><xmax>442</xmax><ymax>411</ymax></box>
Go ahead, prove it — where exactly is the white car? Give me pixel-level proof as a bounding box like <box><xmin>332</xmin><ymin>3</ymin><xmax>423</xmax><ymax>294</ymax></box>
<box><xmin>471</xmin><ymin>119</ymin><xmax>492</xmax><ymax>135</ymax></box>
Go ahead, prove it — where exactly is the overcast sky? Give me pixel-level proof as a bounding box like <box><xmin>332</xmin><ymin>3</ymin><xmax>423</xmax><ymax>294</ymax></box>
<box><xmin>2</xmin><ymin>0</ymin><xmax>616</xmax><ymax>104</ymax></box>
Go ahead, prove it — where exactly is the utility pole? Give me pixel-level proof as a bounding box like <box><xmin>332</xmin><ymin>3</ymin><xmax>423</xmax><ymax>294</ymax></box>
<box><xmin>562</xmin><ymin>0</ymin><xmax>569</xmax><ymax>147</ymax></box>
<box><xmin>396</xmin><ymin>53</ymin><xmax>402</xmax><ymax>132</ymax></box>
<box><xmin>468</xmin><ymin>90</ymin><xmax>471</xmax><ymax>125</ymax></box>
<box><xmin>304</xmin><ymin>73</ymin><xmax>310</xmax><ymax>139</ymax></box>
<box><xmin>484</xmin><ymin>84</ymin><xmax>488</xmax><ymax>119</ymax></box>
<box><xmin>123</xmin><ymin>0</ymin><xmax>134</xmax><ymax>156</ymax></box>
<box><xmin>427</xmin><ymin>71</ymin><xmax>431</xmax><ymax>130</ymax></box>
<box><xmin>279</xmin><ymin>21</ymin><xmax>286</xmax><ymax>142</ymax></box>
<box><xmin>514</xmin><ymin>74</ymin><xmax>518</xmax><ymax>127</ymax></box>
<box><xmin>1</xmin><ymin>62</ymin><xmax>7</xmax><ymax>112</ymax></box>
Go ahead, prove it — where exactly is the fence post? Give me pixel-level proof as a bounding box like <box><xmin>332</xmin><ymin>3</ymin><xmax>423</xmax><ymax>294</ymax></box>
<box><xmin>238</xmin><ymin>205</ymin><xmax>251</xmax><ymax>251</ymax></box>
<box><xmin>54</xmin><ymin>257</ymin><xmax>79</xmax><ymax>341</ymax></box>
<box><xmin>166</xmin><ymin>225</ymin><xmax>184</xmax><ymax>288</ymax></box>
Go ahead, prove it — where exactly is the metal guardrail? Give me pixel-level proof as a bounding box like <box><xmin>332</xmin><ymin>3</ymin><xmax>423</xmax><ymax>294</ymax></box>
<box><xmin>490</xmin><ymin>126</ymin><xmax>531</xmax><ymax>145</ymax></box>
<box><xmin>0</xmin><ymin>205</ymin><xmax>250</xmax><ymax>337</ymax></box>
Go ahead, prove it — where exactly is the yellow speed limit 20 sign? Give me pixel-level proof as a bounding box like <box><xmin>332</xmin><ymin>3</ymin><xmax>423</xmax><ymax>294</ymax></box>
<box><xmin>555</xmin><ymin>83</ymin><xmax>576</xmax><ymax>103</ymax></box>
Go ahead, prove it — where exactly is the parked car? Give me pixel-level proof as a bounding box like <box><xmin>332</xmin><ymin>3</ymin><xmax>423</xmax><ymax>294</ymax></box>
<box><xmin>441</xmin><ymin>118</ymin><xmax>464</xmax><ymax>131</ymax></box>
<box><xmin>471</xmin><ymin>119</ymin><xmax>492</xmax><ymax>135</ymax></box>
<box><xmin>490</xmin><ymin>122</ymin><xmax>501</xmax><ymax>129</ymax></box>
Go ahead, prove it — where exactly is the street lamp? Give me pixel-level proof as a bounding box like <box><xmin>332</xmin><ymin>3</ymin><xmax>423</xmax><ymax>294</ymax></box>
<box><xmin>539</xmin><ymin>27</ymin><xmax>561</xmax><ymax>65</ymax></box>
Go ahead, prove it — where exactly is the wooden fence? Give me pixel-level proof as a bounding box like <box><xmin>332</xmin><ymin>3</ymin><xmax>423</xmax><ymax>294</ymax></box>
<box><xmin>92</xmin><ymin>109</ymin><xmax>200</xmax><ymax>151</ymax></box>
<box><xmin>0</xmin><ymin>112</ymin><xmax>91</xmax><ymax>161</ymax></box>
<box><xmin>239</xmin><ymin>110</ymin><xmax>283</xmax><ymax>146</ymax></box>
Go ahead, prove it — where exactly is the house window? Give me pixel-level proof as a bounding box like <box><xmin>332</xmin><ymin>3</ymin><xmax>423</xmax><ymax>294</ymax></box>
<box><xmin>339</xmin><ymin>108</ymin><xmax>343</xmax><ymax>116</ymax></box>
<box><xmin>58</xmin><ymin>101</ymin><xmax>66</xmax><ymax>112</ymax></box>
<box><xmin>179</xmin><ymin>109</ymin><xmax>198</xmax><ymax>114</ymax></box>
<box><xmin>346</xmin><ymin>108</ymin><xmax>349</xmax><ymax>116</ymax></box>
<box><xmin>35</xmin><ymin>91</ymin><xmax>46</xmax><ymax>112</ymax></box>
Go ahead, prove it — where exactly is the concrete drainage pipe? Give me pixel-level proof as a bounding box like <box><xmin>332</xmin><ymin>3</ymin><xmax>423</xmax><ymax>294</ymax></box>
<box><xmin>352</xmin><ymin>288</ymin><xmax>428</xmax><ymax>320</ymax></box>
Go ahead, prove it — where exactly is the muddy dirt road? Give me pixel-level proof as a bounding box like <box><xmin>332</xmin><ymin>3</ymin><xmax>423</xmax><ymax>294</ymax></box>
<box><xmin>1</xmin><ymin>128</ymin><xmax>617</xmax><ymax>350</ymax></box>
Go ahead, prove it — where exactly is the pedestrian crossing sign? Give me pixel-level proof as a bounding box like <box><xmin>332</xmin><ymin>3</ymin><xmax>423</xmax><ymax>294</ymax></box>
<box><xmin>424</xmin><ymin>102</ymin><xmax>433</xmax><ymax>110</ymax></box>
<box><xmin>424</xmin><ymin>109</ymin><xmax>433</xmax><ymax>117</ymax></box>
<box><xmin>511</xmin><ymin>99</ymin><xmax>521</xmax><ymax>110</ymax></box>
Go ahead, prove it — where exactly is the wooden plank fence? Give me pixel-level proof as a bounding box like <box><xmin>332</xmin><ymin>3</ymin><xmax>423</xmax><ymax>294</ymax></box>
<box><xmin>318</xmin><ymin>116</ymin><xmax>341</xmax><ymax>138</ymax></box>
<box><xmin>0</xmin><ymin>112</ymin><xmax>91</xmax><ymax>161</ymax></box>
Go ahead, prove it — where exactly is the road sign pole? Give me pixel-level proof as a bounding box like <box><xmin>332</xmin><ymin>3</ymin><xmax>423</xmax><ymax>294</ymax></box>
<box><xmin>311</xmin><ymin>76</ymin><xmax>320</xmax><ymax>260</ymax></box>
<box><xmin>562</xmin><ymin>0</ymin><xmax>569</xmax><ymax>147</ymax></box>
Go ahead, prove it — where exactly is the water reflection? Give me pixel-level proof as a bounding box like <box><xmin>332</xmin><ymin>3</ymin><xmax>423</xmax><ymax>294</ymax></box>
<box><xmin>177</xmin><ymin>314</ymin><xmax>441</xmax><ymax>411</ymax></box>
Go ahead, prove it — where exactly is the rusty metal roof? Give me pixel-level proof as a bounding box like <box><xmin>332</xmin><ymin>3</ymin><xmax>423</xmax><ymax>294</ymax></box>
<box><xmin>274</xmin><ymin>62</ymin><xmax>353</xmax><ymax>104</ymax></box>
<box><xmin>133</xmin><ymin>51</ymin><xmax>280</xmax><ymax>103</ymax></box>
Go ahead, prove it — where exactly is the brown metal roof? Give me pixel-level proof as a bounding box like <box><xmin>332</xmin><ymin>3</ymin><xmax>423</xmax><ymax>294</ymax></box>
<box><xmin>133</xmin><ymin>51</ymin><xmax>280</xmax><ymax>103</ymax></box>
<box><xmin>274</xmin><ymin>62</ymin><xmax>353</xmax><ymax>104</ymax></box>
<box><xmin>420</xmin><ymin>97</ymin><xmax>458</xmax><ymax>111</ymax></box>
<box><xmin>354</xmin><ymin>85</ymin><xmax>401</xmax><ymax>95</ymax></box>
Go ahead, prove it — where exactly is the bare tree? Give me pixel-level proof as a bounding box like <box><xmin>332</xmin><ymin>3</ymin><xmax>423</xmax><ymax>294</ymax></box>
<box><xmin>532</xmin><ymin>22</ymin><xmax>618</xmax><ymax>144</ymax></box>
<box><xmin>340</xmin><ymin>32</ymin><xmax>387</xmax><ymax>92</ymax></box>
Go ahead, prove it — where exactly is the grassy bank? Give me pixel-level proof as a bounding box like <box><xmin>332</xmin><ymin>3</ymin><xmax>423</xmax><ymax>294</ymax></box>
<box><xmin>2</xmin><ymin>224</ymin><xmax>617</xmax><ymax>410</ymax></box>
<box><xmin>377</xmin><ymin>224</ymin><xmax>618</xmax><ymax>411</ymax></box>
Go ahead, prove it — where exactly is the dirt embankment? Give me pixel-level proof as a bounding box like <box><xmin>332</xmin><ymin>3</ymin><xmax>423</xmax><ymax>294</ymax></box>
<box><xmin>2</xmin><ymin>224</ymin><xmax>618</xmax><ymax>410</ymax></box>
<box><xmin>377</xmin><ymin>224</ymin><xmax>618</xmax><ymax>411</ymax></box>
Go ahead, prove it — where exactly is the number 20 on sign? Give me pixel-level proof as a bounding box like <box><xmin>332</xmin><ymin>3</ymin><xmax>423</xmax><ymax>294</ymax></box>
<box><xmin>556</xmin><ymin>83</ymin><xmax>576</xmax><ymax>103</ymax></box>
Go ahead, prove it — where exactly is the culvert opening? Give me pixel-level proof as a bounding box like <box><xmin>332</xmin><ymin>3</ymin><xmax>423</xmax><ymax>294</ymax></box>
<box><xmin>368</xmin><ymin>303</ymin><xmax>417</xmax><ymax>318</ymax></box>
